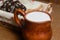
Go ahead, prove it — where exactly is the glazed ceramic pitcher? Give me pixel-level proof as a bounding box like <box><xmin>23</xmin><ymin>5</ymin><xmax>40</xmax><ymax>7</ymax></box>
<box><xmin>14</xmin><ymin>9</ymin><xmax>52</xmax><ymax>40</ymax></box>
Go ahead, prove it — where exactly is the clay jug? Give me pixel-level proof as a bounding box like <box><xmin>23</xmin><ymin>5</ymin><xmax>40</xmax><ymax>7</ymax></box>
<box><xmin>14</xmin><ymin>9</ymin><xmax>52</xmax><ymax>40</ymax></box>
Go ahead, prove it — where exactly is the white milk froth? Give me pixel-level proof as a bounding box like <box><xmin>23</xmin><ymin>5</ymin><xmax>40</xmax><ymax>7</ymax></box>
<box><xmin>26</xmin><ymin>12</ymin><xmax>51</xmax><ymax>22</ymax></box>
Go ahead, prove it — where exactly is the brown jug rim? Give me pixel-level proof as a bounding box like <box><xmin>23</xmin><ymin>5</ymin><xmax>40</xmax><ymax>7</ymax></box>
<box><xmin>24</xmin><ymin>11</ymin><xmax>52</xmax><ymax>24</ymax></box>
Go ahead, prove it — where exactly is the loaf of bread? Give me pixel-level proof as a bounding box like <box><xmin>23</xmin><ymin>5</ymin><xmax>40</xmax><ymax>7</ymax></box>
<box><xmin>19</xmin><ymin>0</ymin><xmax>52</xmax><ymax>14</ymax></box>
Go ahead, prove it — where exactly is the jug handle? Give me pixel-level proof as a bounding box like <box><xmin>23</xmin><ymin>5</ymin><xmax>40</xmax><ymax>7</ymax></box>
<box><xmin>14</xmin><ymin>8</ymin><xmax>25</xmax><ymax>27</ymax></box>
